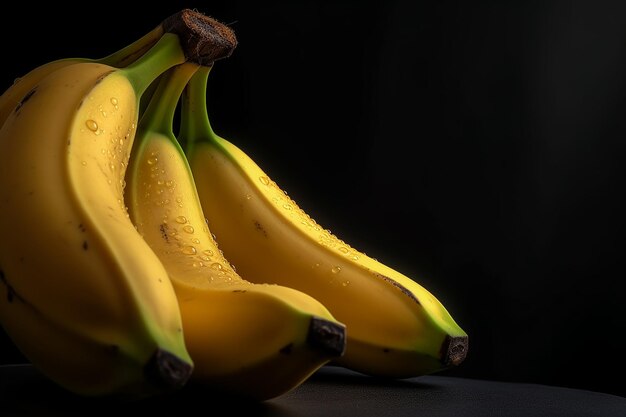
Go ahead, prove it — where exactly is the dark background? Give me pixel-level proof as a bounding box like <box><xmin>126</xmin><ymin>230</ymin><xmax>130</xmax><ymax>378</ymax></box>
<box><xmin>1</xmin><ymin>1</ymin><xmax>624</xmax><ymax>398</ymax></box>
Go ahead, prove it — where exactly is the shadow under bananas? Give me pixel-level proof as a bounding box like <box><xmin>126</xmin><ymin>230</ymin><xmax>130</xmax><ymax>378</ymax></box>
<box><xmin>306</xmin><ymin>365</ymin><xmax>440</xmax><ymax>390</ymax></box>
<box><xmin>0</xmin><ymin>364</ymin><xmax>292</xmax><ymax>417</ymax></box>
<box><xmin>0</xmin><ymin>364</ymin><xmax>442</xmax><ymax>417</ymax></box>
<box><xmin>274</xmin><ymin>364</ymin><xmax>442</xmax><ymax>409</ymax></box>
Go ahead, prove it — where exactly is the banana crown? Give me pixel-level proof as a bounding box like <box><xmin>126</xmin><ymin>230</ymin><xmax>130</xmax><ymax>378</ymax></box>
<box><xmin>0</xmin><ymin>6</ymin><xmax>469</xmax><ymax>399</ymax></box>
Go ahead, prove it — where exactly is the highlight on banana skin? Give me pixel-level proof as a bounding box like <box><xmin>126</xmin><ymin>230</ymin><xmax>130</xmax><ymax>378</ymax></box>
<box><xmin>0</xmin><ymin>8</ymin><xmax>467</xmax><ymax>400</ymax></box>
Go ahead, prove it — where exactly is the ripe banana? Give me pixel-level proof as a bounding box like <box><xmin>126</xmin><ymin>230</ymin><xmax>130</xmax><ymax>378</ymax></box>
<box><xmin>125</xmin><ymin>62</ymin><xmax>346</xmax><ymax>401</ymax></box>
<box><xmin>0</xmin><ymin>7</ymin><xmax>236</xmax><ymax>130</ymax></box>
<box><xmin>183</xmin><ymin>66</ymin><xmax>469</xmax><ymax>379</ymax></box>
<box><xmin>0</xmin><ymin>11</ymin><xmax>235</xmax><ymax>398</ymax></box>
<box><xmin>0</xmin><ymin>24</ymin><xmax>163</xmax><ymax>127</ymax></box>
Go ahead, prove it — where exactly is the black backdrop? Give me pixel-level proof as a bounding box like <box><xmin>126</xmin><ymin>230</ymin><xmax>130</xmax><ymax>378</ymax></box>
<box><xmin>0</xmin><ymin>1</ymin><xmax>624</xmax><ymax>398</ymax></box>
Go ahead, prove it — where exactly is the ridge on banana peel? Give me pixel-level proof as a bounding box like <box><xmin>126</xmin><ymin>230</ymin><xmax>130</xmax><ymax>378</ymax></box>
<box><xmin>183</xmin><ymin>67</ymin><xmax>468</xmax><ymax>379</ymax></box>
<box><xmin>0</xmin><ymin>22</ymin><xmax>163</xmax><ymax>127</ymax></box>
<box><xmin>125</xmin><ymin>62</ymin><xmax>346</xmax><ymax>402</ymax></box>
<box><xmin>0</xmin><ymin>10</ymin><xmax>236</xmax><ymax>398</ymax></box>
<box><xmin>0</xmin><ymin>8</ymin><xmax>237</xmax><ymax>129</ymax></box>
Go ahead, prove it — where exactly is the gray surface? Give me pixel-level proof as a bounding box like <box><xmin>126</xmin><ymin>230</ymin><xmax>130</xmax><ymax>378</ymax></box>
<box><xmin>1</xmin><ymin>364</ymin><xmax>625</xmax><ymax>416</ymax></box>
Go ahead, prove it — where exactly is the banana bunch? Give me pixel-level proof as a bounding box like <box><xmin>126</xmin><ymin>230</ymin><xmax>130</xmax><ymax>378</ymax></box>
<box><xmin>0</xmin><ymin>7</ymin><xmax>468</xmax><ymax>402</ymax></box>
<box><xmin>125</xmin><ymin>62</ymin><xmax>346</xmax><ymax>401</ymax></box>
<box><xmin>181</xmin><ymin>70</ymin><xmax>469</xmax><ymax>379</ymax></box>
<box><xmin>0</xmin><ymin>10</ymin><xmax>237</xmax><ymax>398</ymax></box>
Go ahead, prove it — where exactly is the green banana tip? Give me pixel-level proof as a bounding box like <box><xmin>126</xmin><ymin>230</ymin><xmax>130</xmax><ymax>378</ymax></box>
<box><xmin>163</xmin><ymin>9</ymin><xmax>237</xmax><ymax>66</ymax></box>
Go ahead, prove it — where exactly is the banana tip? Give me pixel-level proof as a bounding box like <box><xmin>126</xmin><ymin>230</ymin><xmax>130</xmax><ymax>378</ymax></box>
<box><xmin>441</xmin><ymin>335</ymin><xmax>468</xmax><ymax>367</ymax></box>
<box><xmin>144</xmin><ymin>348</ymin><xmax>193</xmax><ymax>390</ymax></box>
<box><xmin>307</xmin><ymin>317</ymin><xmax>347</xmax><ymax>358</ymax></box>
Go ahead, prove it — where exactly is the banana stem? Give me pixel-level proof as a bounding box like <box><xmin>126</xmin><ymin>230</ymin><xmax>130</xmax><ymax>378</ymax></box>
<box><xmin>98</xmin><ymin>9</ymin><xmax>238</xmax><ymax>71</ymax></box>
<box><xmin>180</xmin><ymin>66</ymin><xmax>217</xmax><ymax>156</ymax></box>
<box><xmin>97</xmin><ymin>25</ymin><xmax>165</xmax><ymax>68</ymax></box>
<box><xmin>122</xmin><ymin>33</ymin><xmax>186</xmax><ymax>96</ymax></box>
<box><xmin>139</xmin><ymin>62</ymin><xmax>200</xmax><ymax>136</ymax></box>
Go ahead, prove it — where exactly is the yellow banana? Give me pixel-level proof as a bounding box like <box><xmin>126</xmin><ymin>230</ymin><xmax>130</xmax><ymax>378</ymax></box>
<box><xmin>0</xmin><ymin>24</ymin><xmax>163</xmax><ymax>127</ymax></box>
<box><xmin>125</xmin><ymin>62</ymin><xmax>346</xmax><ymax>401</ymax></box>
<box><xmin>183</xmin><ymin>67</ymin><xmax>468</xmax><ymax>379</ymax></box>
<box><xmin>0</xmin><ymin>11</ymin><xmax>234</xmax><ymax>398</ymax></box>
<box><xmin>0</xmin><ymin>7</ymin><xmax>236</xmax><ymax>129</ymax></box>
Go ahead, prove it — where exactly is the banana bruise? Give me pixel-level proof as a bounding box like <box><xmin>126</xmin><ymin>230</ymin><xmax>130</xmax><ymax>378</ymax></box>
<box><xmin>0</xmin><ymin>11</ymin><xmax>237</xmax><ymax>398</ymax></box>
<box><xmin>125</xmin><ymin>63</ymin><xmax>346</xmax><ymax>401</ymax></box>
<box><xmin>184</xmin><ymin>68</ymin><xmax>468</xmax><ymax>379</ymax></box>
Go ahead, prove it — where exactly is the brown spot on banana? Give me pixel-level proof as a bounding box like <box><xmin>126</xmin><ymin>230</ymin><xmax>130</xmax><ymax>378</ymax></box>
<box><xmin>94</xmin><ymin>71</ymin><xmax>114</xmax><ymax>85</ymax></box>
<box><xmin>13</xmin><ymin>87</ymin><xmax>37</xmax><ymax>115</ymax></box>
<box><xmin>159</xmin><ymin>224</ymin><xmax>170</xmax><ymax>243</ymax></box>
<box><xmin>82</xmin><ymin>241</ymin><xmax>88</xmax><ymax>251</ymax></box>
<box><xmin>253</xmin><ymin>220</ymin><xmax>268</xmax><ymax>237</ymax></box>
<box><xmin>75</xmin><ymin>70</ymin><xmax>116</xmax><ymax>111</ymax></box>
<box><xmin>375</xmin><ymin>273</ymin><xmax>420</xmax><ymax>305</ymax></box>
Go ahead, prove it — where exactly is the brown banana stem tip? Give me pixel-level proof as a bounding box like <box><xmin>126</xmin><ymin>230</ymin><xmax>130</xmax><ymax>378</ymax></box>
<box><xmin>162</xmin><ymin>9</ymin><xmax>238</xmax><ymax>66</ymax></box>
<box><xmin>307</xmin><ymin>317</ymin><xmax>347</xmax><ymax>357</ymax></box>
<box><xmin>144</xmin><ymin>348</ymin><xmax>193</xmax><ymax>390</ymax></box>
<box><xmin>441</xmin><ymin>335</ymin><xmax>468</xmax><ymax>367</ymax></box>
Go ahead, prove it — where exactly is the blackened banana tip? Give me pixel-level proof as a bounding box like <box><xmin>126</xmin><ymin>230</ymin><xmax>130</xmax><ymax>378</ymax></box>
<box><xmin>307</xmin><ymin>317</ymin><xmax>347</xmax><ymax>357</ymax></box>
<box><xmin>144</xmin><ymin>348</ymin><xmax>193</xmax><ymax>390</ymax></box>
<box><xmin>441</xmin><ymin>335</ymin><xmax>468</xmax><ymax>367</ymax></box>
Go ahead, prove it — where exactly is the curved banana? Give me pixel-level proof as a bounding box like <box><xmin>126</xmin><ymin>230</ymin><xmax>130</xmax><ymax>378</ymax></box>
<box><xmin>183</xmin><ymin>67</ymin><xmax>468</xmax><ymax>379</ymax></box>
<box><xmin>0</xmin><ymin>12</ymin><xmax>234</xmax><ymax>397</ymax></box>
<box><xmin>125</xmin><ymin>63</ymin><xmax>346</xmax><ymax>401</ymax></box>
<box><xmin>0</xmin><ymin>8</ymin><xmax>235</xmax><ymax>129</ymax></box>
<box><xmin>0</xmin><ymin>24</ymin><xmax>163</xmax><ymax>127</ymax></box>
